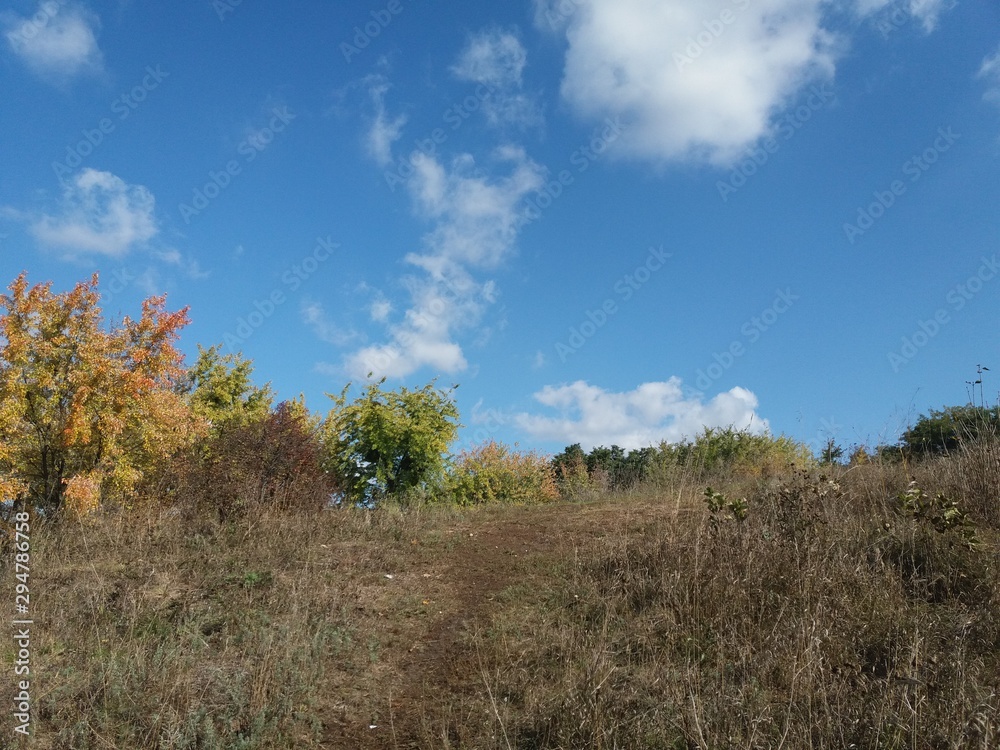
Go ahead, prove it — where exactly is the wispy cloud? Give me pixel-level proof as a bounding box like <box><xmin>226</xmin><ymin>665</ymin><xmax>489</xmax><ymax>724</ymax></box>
<box><xmin>27</xmin><ymin>169</ymin><xmax>156</xmax><ymax>258</ymax></box>
<box><xmin>451</xmin><ymin>28</ymin><xmax>543</xmax><ymax>129</ymax></box>
<box><xmin>342</xmin><ymin>146</ymin><xmax>545</xmax><ymax>379</ymax></box>
<box><xmin>4</xmin><ymin>1</ymin><xmax>102</xmax><ymax>80</ymax></box>
<box><xmin>854</xmin><ymin>0</ymin><xmax>954</xmax><ymax>32</ymax></box>
<box><xmin>515</xmin><ymin>378</ymin><xmax>768</xmax><ymax>450</ymax></box>
<box><xmin>301</xmin><ymin>299</ymin><xmax>359</xmax><ymax>346</ymax></box>
<box><xmin>979</xmin><ymin>44</ymin><xmax>1000</xmax><ymax>107</ymax></box>
<box><xmin>369</xmin><ymin>295</ymin><xmax>392</xmax><ymax>323</ymax></box>
<box><xmin>364</xmin><ymin>76</ymin><xmax>407</xmax><ymax>167</ymax></box>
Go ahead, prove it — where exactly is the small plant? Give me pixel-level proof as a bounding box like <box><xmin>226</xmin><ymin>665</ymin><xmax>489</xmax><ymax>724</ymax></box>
<box><xmin>704</xmin><ymin>487</ymin><xmax>749</xmax><ymax>525</ymax></box>
<box><xmin>227</xmin><ymin>570</ymin><xmax>273</xmax><ymax>589</ymax></box>
<box><xmin>898</xmin><ymin>480</ymin><xmax>978</xmax><ymax>547</ymax></box>
<box><xmin>820</xmin><ymin>438</ymin><xmax>844</xmax><ymax>465</ymax></box>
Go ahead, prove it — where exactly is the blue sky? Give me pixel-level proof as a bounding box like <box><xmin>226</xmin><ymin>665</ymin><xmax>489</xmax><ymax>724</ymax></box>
<box><xmin>2</xmin><ymin>0</ymin><xmax>999</xmax><ymax>456</ymax></box>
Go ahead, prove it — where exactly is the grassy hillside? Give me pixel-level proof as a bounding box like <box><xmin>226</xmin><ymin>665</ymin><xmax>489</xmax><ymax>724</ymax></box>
<box><xmin>2</xmin><ymin>444</ymin><xmax>998</xmax><ymax>748</ymax></box>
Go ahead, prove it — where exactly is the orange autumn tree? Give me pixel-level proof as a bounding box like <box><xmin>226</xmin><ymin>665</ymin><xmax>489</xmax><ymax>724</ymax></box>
<box><xmin>0</xmin><ymin>272</ymin><xmax>200</xmax><ymax>516</ymax></box>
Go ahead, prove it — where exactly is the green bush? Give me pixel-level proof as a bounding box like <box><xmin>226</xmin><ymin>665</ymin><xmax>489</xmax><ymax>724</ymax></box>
<box><xmin>448</xmin><ymin>441</ymin><xmax>558</xmax><ymax>505</ymax></box>
<box><xmin>322</xmin><ymin>378</ymin><xmax>460</xmax><ymax>504</ymax></box>
<box><xmin>659</xmin><ymin>426</ymin><xmax>813</xmax><ymax>477</ymax></box>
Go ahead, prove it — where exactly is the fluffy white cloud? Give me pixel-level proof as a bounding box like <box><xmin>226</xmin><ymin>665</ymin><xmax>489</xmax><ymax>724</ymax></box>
<box><xmin>4</xmin><ymin>2</ymin><xmax>102</xmax><ymax>79</ymax></box>
<box><xmin>552</xmin><ymin>0</ymin><xmax>836</xmax><ymax>165</ymax></box>
<box><xmin>979</xmin><ymin>44</ymin><xmax>1000</xmax><ymax>106</ymax></box>
<box><xmin>451</xmin><ymin>28</ymin><xmax>542</xmax><ymax>129</ymax></box>
<box><xmin>543</xmin><ymin>0</ymin><xmax>953</xmax><ymax>165</ymax></box>
<box><xmin>29</xmin><ymin>169</ymin><xmax>157</xmax><ymax>257</ymax></box>
<box><xmin>515</xmin><ymin>378</ymin><xmax>768</xmax><ymax>450</ymax></box>
<box><xmin>343</xmin><ymin>147</ymin><xmax>545</xmax><ymax>379</ymax></box>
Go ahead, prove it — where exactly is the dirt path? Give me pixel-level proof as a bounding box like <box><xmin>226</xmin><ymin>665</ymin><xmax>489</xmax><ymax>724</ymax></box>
<box><xmin>319</xmin><ymin>498</ymin><xmax>679</xmax><ymax>748</ymax></box>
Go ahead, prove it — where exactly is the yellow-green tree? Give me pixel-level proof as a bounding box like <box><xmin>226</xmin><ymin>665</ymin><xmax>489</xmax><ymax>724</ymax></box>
<box><xmin>181</xmin><ymin>344</ymin><xmax>273</xmax><ymax>433</ymax></box>
<box><xmin>449</xmin><ymin>440</ymin><xmax>558</xmax><ymax>505</ymax></box>
<box><xmin>0</xmin><ymin>273</ymin><xmax>200</xmax><ymax>516</ymax></box>
<box><xmin>323</xmin><ymin>378</ymin><xmax>460</xmax><ymax>503</ymax></box>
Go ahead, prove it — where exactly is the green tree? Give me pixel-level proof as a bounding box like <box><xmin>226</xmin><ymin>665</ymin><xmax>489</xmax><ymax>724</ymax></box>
<box><xmin>820</xmin><ymin>438</ymin><xmax>844</xmax><ymax>465</ymax></box>
<box><xmin>323</xmin><ymin>378</ymin><xmax>460</xmax><ymax>503</ymax></box>
<box><xmin>551</xmin><ymin>443</ymin><xmax>590</xmax><ymax>493</ymax></box>
<box><xmin>181</xmin><ymin>345</ymin><xmax>273</xmax><ymax>433</ymax></box>
<box><xmin>902</xmin><ymin>405</ymin><xmax>1000</xmax><ymax>454</ymax></box>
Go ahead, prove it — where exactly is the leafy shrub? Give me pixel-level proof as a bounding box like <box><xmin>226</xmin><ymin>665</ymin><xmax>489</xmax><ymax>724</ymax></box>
<box><xmin>322</xmin><ymin>378</ymin><xmax>459</xmax><ymax>504</ymax></box>
<box><xmin>550</xmin><ymin>443</ymin><xmax>592</xmax><ymax>496</ymax></box>
<box><xmin>902</xmin><ymin>404</ymin><xmax>1000</xmax><ymax>454</ymax></box>
<box><xmin>449</xmin><ymin>441</ymin><xmax>558</xmax><ymax>505</ymax></box>
<box><xmin>158</xmin><ymin>402</ymin><xmax>336</xmax><ymax>519</ymax></box>
<box><xmin>659</xmin><ymin>426</ymin><xmax>813</xmax><ymax>478</ymax></box>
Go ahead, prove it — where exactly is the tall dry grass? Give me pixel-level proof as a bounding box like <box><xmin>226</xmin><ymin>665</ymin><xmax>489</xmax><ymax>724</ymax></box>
<box><xmin>0</xmin><ymin>442</ymin><xmax>996</xmax><ymax>748</ymax></box>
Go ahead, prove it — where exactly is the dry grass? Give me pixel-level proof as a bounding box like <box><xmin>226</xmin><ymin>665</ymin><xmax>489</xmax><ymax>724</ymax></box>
<box><xmin>1</xmin><ymin>448</ymin><xmax>997</xmax><ymax>748</ymax></box>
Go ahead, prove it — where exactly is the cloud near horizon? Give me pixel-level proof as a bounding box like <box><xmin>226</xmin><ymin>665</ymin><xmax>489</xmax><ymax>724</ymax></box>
<box><xmin>515</xmin><ymin>378</ymin><xmax>768</xmax><ymax>450</ymax></box>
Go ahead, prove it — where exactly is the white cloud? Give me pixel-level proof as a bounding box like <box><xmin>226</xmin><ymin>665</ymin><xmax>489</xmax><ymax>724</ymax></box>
<box><xmin>979</xmin><ymin>45</ymin><xmax>1000</xmax><ymax>106</ymax></box>
<box><xmin>364</xmin><ymin>78</ymin><xmax>407</xmax><ymax>167</ymax></box>
<box><xmin>551</xmin><ymin>0</ymin><xmax>838</xmax><ymax>166</ymax></box>
<box><xmin>452</xmin><ymin>28</ymin><xmax>527</xmax><ymax>88</ymax></box>
<box><xmin>4</xmin><ymin>2</ymin><xmax>102</xmax><ymax>79</ymax></box>
<box><xmin>29</xmin><ymin>169</ymin><xmax>157</xmax><ymax>258</ymax></box>
<box><xmin>302</xmin><ymin>299</ymin><xmax>358</xmax><ymax>346</ymax></box>
<box><xmin>854</xmin><ymin>0</ymin><xmax>953</xmax><ymax>31</ymax></box>
<box><xmin>544</xmin><ymin>0</ymin><xmax>953</xmax><ymax>166</ymax></box>
<box><xmin>370</xmin><ymin>296</ymin><xmax>392</xmax><ymax>322</ymax></box>
<box><xmin>451</xmin><ymin>28</ymin><xmax>543</xmax><ymax>129</ymax></box>
<box><xmin>342</xmin><ymin>147</ymin><xmax>545</xmax><ymax>380</ymax></box>
<box><xmin>515</xmin><ymin>378</ymin><xmax>768</xmax><ymax>450</ymax></box>
<box><xmin>154</xmin><ymin>247</ymin><xmax>209</xmax><ymax>279</ymax></box>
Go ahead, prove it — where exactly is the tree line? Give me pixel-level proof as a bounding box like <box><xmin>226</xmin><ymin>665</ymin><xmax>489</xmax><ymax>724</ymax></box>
<box><xmin>1</xmin><ymin>273</ymin><xmax>993</xmax><ymax>520</ymax></box>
